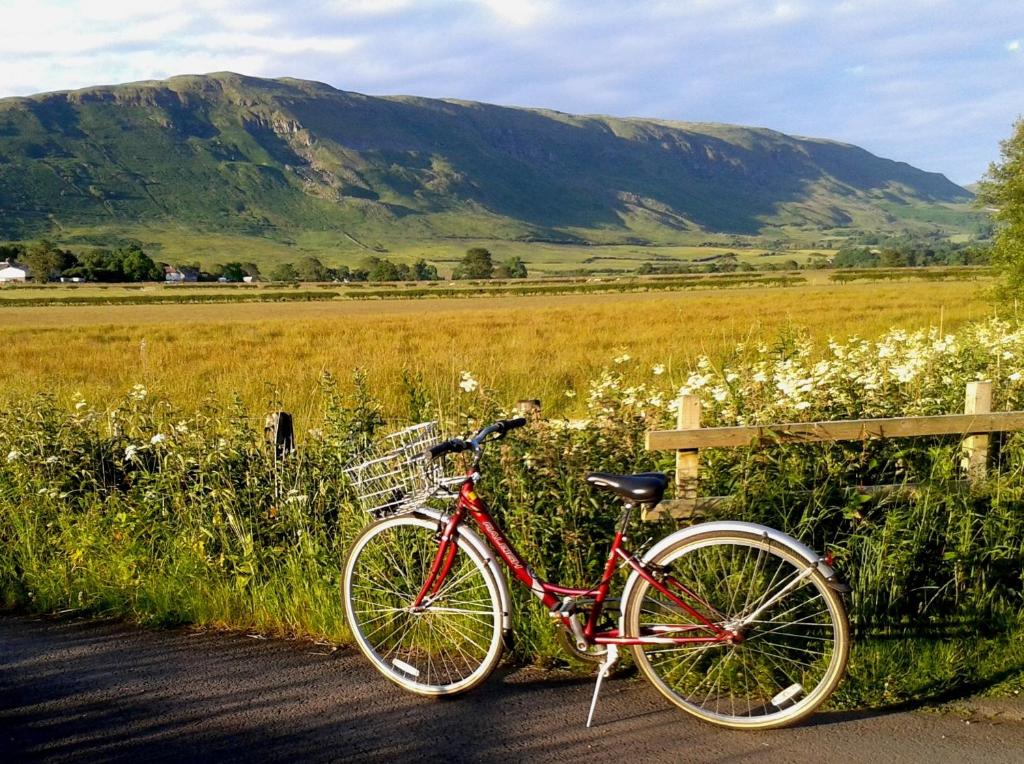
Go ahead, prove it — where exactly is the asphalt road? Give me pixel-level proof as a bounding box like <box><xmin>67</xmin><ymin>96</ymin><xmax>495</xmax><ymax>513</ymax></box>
<box><xmin>2</xmin><ymin>614</ymin><xmax>1023</xmax><ymax>763</ymax></box>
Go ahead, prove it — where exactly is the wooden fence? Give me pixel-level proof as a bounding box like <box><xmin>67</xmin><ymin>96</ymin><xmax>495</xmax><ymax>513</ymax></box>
<box><xmin>644</xmin><ymin>381</ymin><xmax>1024</xmax><ymax>520</ymax></box>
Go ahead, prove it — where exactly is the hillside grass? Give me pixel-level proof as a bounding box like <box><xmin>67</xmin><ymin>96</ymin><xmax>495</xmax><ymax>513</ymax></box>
<box><xmin>17</xmin><ymin>223</ymin><xmax>837</xmax><ymax>275</ymax></box>
<box><xmin>0</xmin><ymin>279</ymin><xmax>993</xmax><ymax>420</ymax></box>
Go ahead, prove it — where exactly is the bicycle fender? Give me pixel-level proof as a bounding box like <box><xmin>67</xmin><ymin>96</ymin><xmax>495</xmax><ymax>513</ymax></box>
<box><xmin>618</xmin><ymin>520</ymin><xmax>844</xmax><ymax>628</ymax></box>
<box><xmin>411</xmin><ymin>508</ymin><xmax>513</xmax><ymax>633</ymax></box>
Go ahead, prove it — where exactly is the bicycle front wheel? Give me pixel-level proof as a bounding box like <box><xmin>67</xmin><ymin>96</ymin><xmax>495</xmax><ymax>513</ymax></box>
<box><xmin>342</xmin><ymin>514</ymin><xmax>504</xmax><ymax>696</ymax></box>
<box><xmin>624</xmin><ymin>530</ymin><xmax>849</xmax><ymax>729</ymax></box>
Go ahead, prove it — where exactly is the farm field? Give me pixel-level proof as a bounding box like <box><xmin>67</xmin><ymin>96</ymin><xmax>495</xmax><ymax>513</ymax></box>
<box><xmin>0</xmin><ymin>277</ymin><xmax>994</xmax><ymax>417</ymax></box>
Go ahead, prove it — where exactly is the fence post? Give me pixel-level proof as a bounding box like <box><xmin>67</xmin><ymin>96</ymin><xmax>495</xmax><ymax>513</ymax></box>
<box><xmin>961</xmin><ymin>381</ymin><xmax>991</xmax><ymax>482</ymax></box>
<box><xmin>264</xmin><ymin>411</ymin><xmax>295</xmax><ymax>462</ymax></box>
<box><xmin>646</xmin><ymin>394</ymin><xmax>701</xmax><ymax>521</ymax></box>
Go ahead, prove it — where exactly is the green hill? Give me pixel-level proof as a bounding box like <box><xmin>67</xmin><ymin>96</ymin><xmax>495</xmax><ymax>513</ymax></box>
<box><xmin>0</xmin><ymin>72</ymin><xmax>979</xmax><ymax>267</ymax></box>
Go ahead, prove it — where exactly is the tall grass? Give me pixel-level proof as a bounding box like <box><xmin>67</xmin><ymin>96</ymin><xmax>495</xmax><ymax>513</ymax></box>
<box><xmin>2</xmin><ymin>319</ymin><xmax>1024</xmax><ymax>708</ymax></box>
<box><xmin>0</xmin><ymin>279</ymin><xmax>992</xmax><ymax>419</ymax></box>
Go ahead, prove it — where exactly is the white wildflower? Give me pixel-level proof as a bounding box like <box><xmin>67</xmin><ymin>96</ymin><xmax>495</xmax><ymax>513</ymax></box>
<box><xmin>45</xmin><ymin>456</ymin><xmax>59</xmax><ymax>465</ymax></box>
<box><xmin>124</xmin><ymin>445</ymin><xmax>140</xmax><ymax>461</ymax></box>
<box><xmin>712</xmin><ymin>387</ymin><xmax>728</xmax><ymax>403</ymax></box>
<box><xmin>795</xmin><ymin>401</ymin><xmax>812</xmax><ymax>411</ymax></box>
<box><xmin>613</xmin><ymin>353</ymin><xmax>631</xmax><ymax>364</ymax></box>
<box><xmin>752</xmin><ymin>371</ymin><xmax>768</xmax><ymax>384</ymax></box>
<box><xmin>150</xmin><ymin>433</ymin><xmax>166</xmax><ymax>445</ymax></box>
<box><xmin>651</xmin><ymin>364</ymin><xmax>666</xmax><ymax>376</ymax></box>
<box><xmin>6</xmin><ymin>450</ymin><xmax>21</xmax><ymax>463</ymax></box>
<box><xmin>564</xmin><ymin>390</ymin><xmax>576</xmax><ymax>398</ymax></box>
<box><xmin>129</xmin><ymin>384</ymin><xmax>148</xmax><ymax>401</ymax></box>
<box><xmin>459</xmin><ymin>371</ymin><xmax>478</xmax><ymax>393</ymax></box>
<box><xmin>1010</xmin><ymin>372</ymin><xmax>1022</xmax><ymax>382</ymax></box>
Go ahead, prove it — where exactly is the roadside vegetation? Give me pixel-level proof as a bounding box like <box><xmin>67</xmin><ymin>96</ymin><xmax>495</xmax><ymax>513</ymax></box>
<box><xmin>2</xmin><ymin>317</ymin><xmax>1024</xmax><ymax>710</ymax></box>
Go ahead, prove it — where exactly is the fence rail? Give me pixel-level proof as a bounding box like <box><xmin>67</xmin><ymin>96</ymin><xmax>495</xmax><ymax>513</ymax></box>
<box><xmin>644</xmin><ymin>380</ymin><xmax>1024</xmax><ymax>521</ymax></box>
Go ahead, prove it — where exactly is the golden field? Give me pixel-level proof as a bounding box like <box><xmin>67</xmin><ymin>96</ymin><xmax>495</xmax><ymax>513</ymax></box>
<box><xmin>0</xmin><ymin>278</ymin><xmax>996</xmax><ymax>418</ymax></box>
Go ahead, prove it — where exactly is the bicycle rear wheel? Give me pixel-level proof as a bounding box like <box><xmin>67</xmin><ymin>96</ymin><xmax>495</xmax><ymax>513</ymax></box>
<box><xmin>624</xmin><ymin>529</ymin><xmax>849</xmax><ymax>729</ymax></box>
<box><xmin>342</xmin><ymin>514</ymin><xmax>504</xmax><ymax>696</ymax></box>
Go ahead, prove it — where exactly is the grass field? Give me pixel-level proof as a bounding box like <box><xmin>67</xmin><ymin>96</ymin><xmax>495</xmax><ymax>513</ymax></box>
<box><xmin>5</xmin><ymin>272</ymin><xmax>1024</xmax><ymax>709</ymax></box>
<box><xmin>33</xmin><ymin>223</ymin><xmax>838</xmax><ymax>275</ymax></box>
<box><xmin>0</xmin><ymin>278</ymin><xmax>995</xmax><ymax>419</ymax></box>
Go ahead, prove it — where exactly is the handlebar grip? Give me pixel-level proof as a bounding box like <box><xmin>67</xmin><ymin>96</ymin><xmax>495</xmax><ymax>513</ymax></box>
<box><xmin>427</xmin><ymin>439</ymin><xmax>469</xmax><ymax>460</ymax></box>
<box><xmin>495</xmin><ymin>417</ymin><xmax>528</xmax><ymax>434</ymax></box>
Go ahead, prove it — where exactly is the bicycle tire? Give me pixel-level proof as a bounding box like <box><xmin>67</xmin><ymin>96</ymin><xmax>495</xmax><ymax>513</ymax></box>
<box><xmin>624</xmin><ymin>529</ymin><xmax>849</xmax><ymax>729</ymax></box>
<box><xmin>342</xmin><ymin>514</ymin><xmax>504</xmax><ymax>696</ymax></box>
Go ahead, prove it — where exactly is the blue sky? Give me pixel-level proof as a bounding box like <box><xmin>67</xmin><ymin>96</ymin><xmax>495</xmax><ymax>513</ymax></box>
<box><xmin>1</xmin><ymin>0</ymin><xmax>1021</xmax><ymax>184</ymax></box>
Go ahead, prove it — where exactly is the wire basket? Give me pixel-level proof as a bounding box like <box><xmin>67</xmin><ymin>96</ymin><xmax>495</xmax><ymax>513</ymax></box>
<box><xmin>344</xmin><ymin>422</ymin><xmax>444</xmax><ymax>516</ymax></box>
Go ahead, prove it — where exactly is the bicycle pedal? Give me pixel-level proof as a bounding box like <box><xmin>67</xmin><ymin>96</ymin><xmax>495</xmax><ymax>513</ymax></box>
<box><xmin>585</xmin><ymin>644</ymin><xmax>619</xmax><ymax>729</ymax></box>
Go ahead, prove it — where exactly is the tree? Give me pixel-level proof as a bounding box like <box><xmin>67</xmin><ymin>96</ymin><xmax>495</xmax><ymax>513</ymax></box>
<box><xmin>241</xmin><ymin>262</ymin><xmax>261</xmax><ymax>278</ymax></box>
<box><xmin>412</xmin><ymin>258</ymin><xmax>440</xmax><ymax>281</ymax></box>
<box><xmin>503</xmin><ymin>256</ymin><xmax>528</xmax><ymax>279</ymax></box>
<box><xmin>453</xmin><ymin>247</ymin><xmax>494</xmax><ymax>280</ymax></box>
<box><xmin>0</xmin><ymin>243</ymin><xmax>25</xmax><ymax>262</ymax></box>
<box><xmin>977</xmin><ymin>118</ymin><xmax>1024</xmax><ymax>299</ymax></box>
<box><xmin>117</xmin><ymin>244</ymin><xmax>162</xmax><ymax>281</ymax></box>
<box><xmin>219</xmin><ymin>262</ymin><xmax>247</xmax><ymax>282</ymax></box>
<box><xmin>21</xmin><ymin>239</ymin><xmax>64</xmax><ymax>282</ymax></box>
<box><xmin>362</xmin><ymin>256</ymin><xmax>400</xmax><ymax>282</ymax></box>
<box><xmin>270</xmin><ymin>262</ymin><xmax>298</xmax><ymax>282</ymax></box>
<box><xmin>295</xmin><ymin>256</ymin><xmax>329</xmax><ymax>282</ymax></box>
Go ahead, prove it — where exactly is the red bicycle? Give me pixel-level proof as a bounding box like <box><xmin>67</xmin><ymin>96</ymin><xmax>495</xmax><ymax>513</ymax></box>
<box><xmin>342</xmin><ymin>419</ymin><xmax>850</xmax><ymax>728</ymax></box>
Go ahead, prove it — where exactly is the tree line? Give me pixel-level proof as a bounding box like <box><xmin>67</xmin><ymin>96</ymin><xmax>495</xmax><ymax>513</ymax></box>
<box><xmin>0</xmin><ymin>241</ymin><xmax>527</xmax><ymax>283</ymax></box>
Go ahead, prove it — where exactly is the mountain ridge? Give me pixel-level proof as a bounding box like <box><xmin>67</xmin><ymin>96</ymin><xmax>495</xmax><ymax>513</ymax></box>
<box><xmin>0</xmin><ymin>71</ymin><xmax>976</xmax><ymax>259</ymax></box>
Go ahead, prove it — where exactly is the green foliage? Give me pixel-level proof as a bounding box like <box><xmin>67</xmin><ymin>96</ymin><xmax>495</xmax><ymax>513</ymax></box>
<box><xmin>270</xmin><ymin>262</ymin><xmax>298</xmax><ymax>282</ymax></box>
<box><xmin>20</xmin><ymin>239</ymin><xmax>67</xmax><ymax>282</ymax></box>
<box><xmin>3</xmin><ymin>320</ymin><xmax>1024</xmax><ymax>707</ymax></box>
<box><xmin>453</xmin><ymin>248</ymin><xmax>495</xmax><ymax>280</ymax></box>
<box><xmin>0</xmin><ymin>291</ymin><xmax>338</xmax><ymax>307</ymax></box>
<box><xmin>412</xmin><ymin>258</ymin><xmax>440</xmax><ymax>281</ymax></box>
<box><xmin>118</xmin><ymin>244</ymin><xmax>162</xmax><ymax>281</ymax></box>
<box><xmin>0</xmin><ymin>73</ymin><xmax>980</xmax><ymax>253</ymax></box>
<box><xmin>978</xmin><ymin>119</ymin><xmax>1024</xmax><ymax>300</ymax></box>
<box><xmin>494</xmin><ymin>256</ymin><xmax>527</xmax><ymax>279</ymax></box>
<box><xmin>295</xmin><ymin>256</ymin><xmax>329</xmax><ymax>282</ymax></box>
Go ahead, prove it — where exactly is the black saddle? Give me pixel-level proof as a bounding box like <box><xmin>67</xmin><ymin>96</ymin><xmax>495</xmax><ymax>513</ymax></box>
<box><xmin>586</xmin><ymin>472</ymin><xmax>668</xmax><ymax>505</ymax></box>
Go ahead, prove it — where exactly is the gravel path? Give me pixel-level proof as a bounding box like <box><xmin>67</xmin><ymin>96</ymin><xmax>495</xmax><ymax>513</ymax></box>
<box><xmin>2</xmin><ymin>614</ymin><xmax>1022</xmax><ymax>763</ymax></box>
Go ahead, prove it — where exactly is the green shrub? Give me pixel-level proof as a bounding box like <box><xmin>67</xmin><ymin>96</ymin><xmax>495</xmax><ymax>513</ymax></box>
<box><xmin>2</xmin><ymin>319</ymin><xmax>1024</xmax><ymax>708</ymax></box>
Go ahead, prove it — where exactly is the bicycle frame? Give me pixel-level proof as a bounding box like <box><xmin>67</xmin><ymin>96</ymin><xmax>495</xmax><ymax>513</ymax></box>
<box><xmin>412</xmin><ymin>479</ymin><xmax>734</xmax><ymax>647</ymax></box>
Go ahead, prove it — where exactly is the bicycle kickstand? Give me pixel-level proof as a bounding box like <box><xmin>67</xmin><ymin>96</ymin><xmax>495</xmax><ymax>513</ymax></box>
<box><xmin>585</xmin><ymin>644</ymin><xmax>619</xmax><ymax>728</ymax></box>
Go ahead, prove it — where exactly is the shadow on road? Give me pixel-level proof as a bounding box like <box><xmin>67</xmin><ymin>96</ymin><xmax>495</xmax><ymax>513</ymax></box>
<box><xmin>2</xmin><ymin>615</ymin><xmax>1023</xmax><ymax>763</ymax></box>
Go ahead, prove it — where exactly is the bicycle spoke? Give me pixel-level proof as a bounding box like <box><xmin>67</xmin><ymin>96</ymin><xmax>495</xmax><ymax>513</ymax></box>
<box><xmin>628</xmin><ymin>534</ymin><xmax>848</xmax><ymax>727</ymax></box>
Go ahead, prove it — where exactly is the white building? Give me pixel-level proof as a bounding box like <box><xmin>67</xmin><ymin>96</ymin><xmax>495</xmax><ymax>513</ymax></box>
<box><xmin>0</xmin><ymin>261</ymin><xmax>28</xmax><ymax>283</ymax></box>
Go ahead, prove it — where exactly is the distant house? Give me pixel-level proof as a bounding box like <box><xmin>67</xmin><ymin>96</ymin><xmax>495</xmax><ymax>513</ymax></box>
<box><xmin>165</xmin><ymin>265</ymin><xmax>199</xmax><ymax>283</ymax></box>
<box><xmin>0</xmin><ymin>261</ymin><xmax>29</xmax><ymax>283</ymax></box>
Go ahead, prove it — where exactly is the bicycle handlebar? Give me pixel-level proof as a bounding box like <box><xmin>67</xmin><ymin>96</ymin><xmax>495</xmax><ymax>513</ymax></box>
<box><xmin>426</xmin><ymin>417</ymin><xmax>527</xmax><ymax>461</ymax></box>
